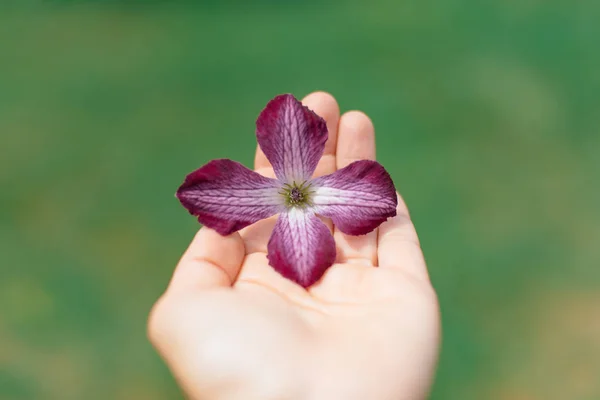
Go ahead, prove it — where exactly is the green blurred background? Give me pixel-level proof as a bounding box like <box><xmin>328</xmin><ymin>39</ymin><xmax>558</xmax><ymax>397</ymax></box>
<box><xmin>1</xmin><ymin>1</ymin><xmax>599</xmax><ymax>399</ymax></box>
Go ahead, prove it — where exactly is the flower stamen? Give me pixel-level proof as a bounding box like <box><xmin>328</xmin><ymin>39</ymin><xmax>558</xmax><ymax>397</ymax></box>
<box><xmin>280</xmin><ymin>180</ymin><xmax>313</xmax><ymax>208</ymax></box>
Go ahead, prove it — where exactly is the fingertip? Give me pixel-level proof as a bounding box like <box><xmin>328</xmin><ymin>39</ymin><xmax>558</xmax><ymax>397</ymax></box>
<box><xmin>337</xmin><ymin>110</ymin><xmax>376</xmax><ymax>168</ymax></box>
<box><xmin>189</xmin><ymin>227</ymin><xmax>245</xmax><ymax>264</ymax></box>
<box><xmin>302</xmin><ymin>91</ymin><xmax>340</xmax><ymax>116</ymax></box>
<box><xmin>341</xmin><ymin>110</ymin><xmax>374</xmax><ymax>132</ymax></box>
<box><xmin>169</xmin><ymin>228</ymin><xmax>246</xmax><ymax>291</ymax></box>
<box><xmin>302</xmin><ymin>91</ymin><xmax>340</xmax><ymax>156</ymax></box>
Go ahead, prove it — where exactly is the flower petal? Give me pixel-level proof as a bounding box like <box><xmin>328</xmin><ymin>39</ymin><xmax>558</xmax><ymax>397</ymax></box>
<box><xmin>177</xmin><ymin>159</ymin><xmax>284</xmax><ymax>235</ymax></box>
<box><xmin>267</xmin><ymin>208</ymin><xmax>336</xmax><ymax>288</ymax></box>
<box><xmin>311</xmin><ymin>160</ymin><xmax>398</xmax><ymax>235</ymax></box>
<box><xmin>256</xmin><ymin>94</ymin><xmax>328</xmax><ymax>183</ymax></box>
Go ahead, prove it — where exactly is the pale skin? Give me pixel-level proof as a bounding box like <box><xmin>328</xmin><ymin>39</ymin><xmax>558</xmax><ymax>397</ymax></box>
<box><xmin>148</xmin><ymin>92</ymin><xmax>441</xmax><ymax>400</ymax></box>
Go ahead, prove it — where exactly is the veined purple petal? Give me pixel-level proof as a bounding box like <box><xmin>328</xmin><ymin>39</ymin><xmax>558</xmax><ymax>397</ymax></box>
<box><xmin>267</xmin><ymin>209</ymin><xmax>336</xmax><ymax>288</ymax></box>
<box><xmin>177</xmin><ymin>159</ymin><xmax>284</xmax><ymax>235</ymax></box>
<box><xmin>256</xmin><ymin>94</ymin><xmax>328</xmax><ymax>183</ymax></box>
<box><xmin>311</xmin><ymin>160</ymin><xmax>398</xmax><ymax>235</ymax></box>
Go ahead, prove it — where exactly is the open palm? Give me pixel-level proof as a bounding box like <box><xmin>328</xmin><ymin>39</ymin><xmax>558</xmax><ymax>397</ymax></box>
<box><xmin>149</xmin><ymin>92</ymin><xmax>440</xmax><ymax>400</ymax></box>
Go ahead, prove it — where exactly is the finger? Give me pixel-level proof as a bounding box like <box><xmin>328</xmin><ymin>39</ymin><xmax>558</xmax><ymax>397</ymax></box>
<box><xmin>377</xmin><ymin>194</ymin><xmax>429</xmax><ymax>280</ymax></box>
<box><xmin>254</xmin><ymin>91</ymin><xmax>340</xmax><ymax>178</ymax></box>
<box><xmin>336</xmin><ymin>111</ymin><xmax>376</xmax><ymax>167</ymax></box>
<box><xmin>167</xmin><ymin>227</ymin><xmax>246</xmax><ymax>292</ymax></box>
<box><xmin>305</xmin><ymin>92</ymin><xmax>340</xmax><ymax>177</ymax></box>
<box><xmin>333</xmin><ymin>111</ymin><xmax>378</xmax><ymax>264</ymax></box>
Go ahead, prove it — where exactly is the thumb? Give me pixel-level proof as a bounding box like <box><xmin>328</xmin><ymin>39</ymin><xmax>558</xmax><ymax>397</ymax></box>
<box><xmin>167</xmin><ymin>227</ymin><xmax>245</xmax><ymax>292</ymax></box>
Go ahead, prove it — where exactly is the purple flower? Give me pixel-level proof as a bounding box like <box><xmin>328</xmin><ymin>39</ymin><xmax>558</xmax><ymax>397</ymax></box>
<box><xmin>177</xmin><ymin>94</ymin><xmax>398</xmax><ymax>287</ymax></box>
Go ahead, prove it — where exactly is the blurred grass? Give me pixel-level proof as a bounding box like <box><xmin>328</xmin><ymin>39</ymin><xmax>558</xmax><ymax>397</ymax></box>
<box><xmin>1</xmin><ymin>1</ymin><xmax>599</xmax><ymax>399</ymax></box>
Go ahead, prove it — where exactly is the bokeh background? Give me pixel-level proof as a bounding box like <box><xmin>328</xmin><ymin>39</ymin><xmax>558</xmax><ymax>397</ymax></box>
<box><xmin>1</xmin><ymin>1</ymin><xmax>599</xmax><ymax>399</ymax></box>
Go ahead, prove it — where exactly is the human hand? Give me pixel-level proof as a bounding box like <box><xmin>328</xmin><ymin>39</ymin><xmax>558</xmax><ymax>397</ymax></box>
<box><xmin>148</xmin><ymin>92</ymin><xmax>440</xmax><ymax>400</ymax></box>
